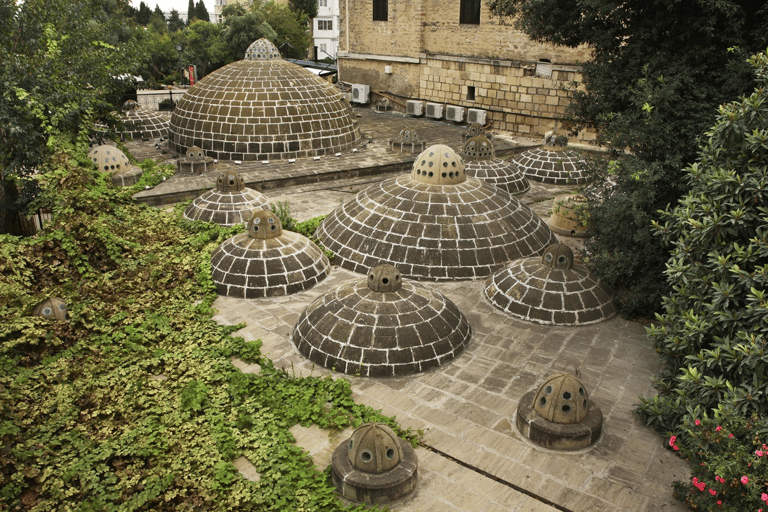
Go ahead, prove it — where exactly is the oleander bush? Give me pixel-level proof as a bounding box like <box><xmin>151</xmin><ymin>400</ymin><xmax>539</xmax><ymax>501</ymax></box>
<box><xmin>0</xmin><ymin>141</ymin><xmax>410</xmax><ymax>511</ymax></box>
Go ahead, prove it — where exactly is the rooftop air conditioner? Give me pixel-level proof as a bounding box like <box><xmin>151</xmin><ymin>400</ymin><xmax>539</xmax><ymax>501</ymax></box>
<box><xmin>406</xmin><ymin>100</ymin><xmax>424</xmax><ymax>116</ymax></box>
<box><xmin>467</xmin><ymin>108</ymin><xmax>486</xmax><ymax>125</ymax></box>
<box><xmin>350</xmin><ymin>84</ymin><xmax>370</xmax><ymax>104</ymax></box>
<box><xmin>425</xmin><ymin>102</ymin><xmax>444</xmax><ymax>119</ymax></box>
<box><xmin>445</xmin><ymin>105</ymin><xmax>465</xmax><ymax>123</ymax></box>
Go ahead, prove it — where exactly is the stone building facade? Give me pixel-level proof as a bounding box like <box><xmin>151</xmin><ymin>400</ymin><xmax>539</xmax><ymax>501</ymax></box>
<box><xmin>337</xmin><ymin>0</ymin><xmax>593</xmax><ymax>141</ymax></box>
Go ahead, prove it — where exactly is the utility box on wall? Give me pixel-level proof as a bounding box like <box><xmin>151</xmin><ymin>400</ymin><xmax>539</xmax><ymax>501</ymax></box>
<box><xmin>467</xmin><ymin>108</ymin><xmax>486</xmax><ymax>125</ymax></box>
<box><xmin>406</xmin><ymin>100</ymin><xmax>424</xmax><ymax>116</ymax></box>
<box><xmin>426</xmin><ymin>102</ymin><xmax>444</xmax><ymax>119</ymax></box>
<box><xmin>351</xmin><ymin>84</ymin><xmax>370</xmax><ymax>104</ymax></box>
<box><xmin>446</xmin><ymin>105</ymin><xmax>465</xmax><ymax>122</ymax></box>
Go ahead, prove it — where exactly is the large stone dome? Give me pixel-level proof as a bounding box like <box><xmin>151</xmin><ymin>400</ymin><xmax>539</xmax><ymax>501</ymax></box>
<box><xmin>168</xmin><ymin>38</ymin><xmax>361</xmax><ymax>161</ymax></box>
<box><xmin>317</xmin><ymin>145</ymin><xmax>558</xmax><ymax>281</ymax></box>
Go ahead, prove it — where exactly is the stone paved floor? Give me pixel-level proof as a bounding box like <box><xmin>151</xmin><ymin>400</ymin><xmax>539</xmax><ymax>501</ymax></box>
<box><xmin>207</xmin><ymin>178</ymin><xmax>690</xmax><ymax>512</ymax></box>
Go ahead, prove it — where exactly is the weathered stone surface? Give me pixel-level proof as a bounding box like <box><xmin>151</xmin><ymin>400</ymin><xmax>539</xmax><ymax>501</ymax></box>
<box><xmin>548</xmin><ymin>193</ymin><xmax>589</xmax><ymax>237</ymax></box>
<box><xmin>516</xmin><ymin>389</ymin><xmax>603</xmax><ymax>451</ymax></box>
<box><xmin>484</xmin><ymin>247</ymin><xmax>616</xmax><ymax>325</ymax></box>
<box><xmin>119</xmin><ymin>107</ymin><xmax>169</xmax><ymax>140</ymax></box>
<box><xmin>184</xmin><ymin>185</ymin><xmax>270</xmax><ymax>227</ymax></box>
<box><xmin>292</xmin><ymin>268</ymin><xmax>471</xmax><ymax>377</ymax></box>
<box><xmin>168</xmin><ymin>39</ymin><xmax>361</xmax><ymax>161</ymax></box>
<box><xmin>317</xmin><ymin>150</ymin><xmax>557</xmax><ymax>281</ymax></box>
<box><xmin>465</xmin><ymin>159</ymin><xmax>530</xmax><ymax>195</ymax></box>
<box><xmin>512</xmin><ymin>147</ymin><xmax>589</xmax><ymax>185</ymax></box>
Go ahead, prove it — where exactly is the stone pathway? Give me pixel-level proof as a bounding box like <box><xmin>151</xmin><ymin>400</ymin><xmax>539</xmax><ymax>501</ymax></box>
<box><xmin>207</xmin><ymin>179</ymin><xmax>690</xmax><ymax>512</ymax></box>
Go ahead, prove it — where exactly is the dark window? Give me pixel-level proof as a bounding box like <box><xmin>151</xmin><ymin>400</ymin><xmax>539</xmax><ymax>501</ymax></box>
<box><xmin>373</xmin><ymin>0</ymin><xmax>388</xmax><ymax>21</ymax></box>
<box><xmin>467</xmin><ymin>86</ymin><xmax>476</xmax><ymax>101</ymax></box>
<box><xmin>459</xmin><ymin>0</ymin><xmax>480</xmax><ymax>24</ymax></box>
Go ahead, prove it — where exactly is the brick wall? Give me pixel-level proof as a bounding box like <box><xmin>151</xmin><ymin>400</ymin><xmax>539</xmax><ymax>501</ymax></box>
<box><xmin>338</xmin><ymin>0</ymin><xmax>596</xmax><ymax>142</ymax></box>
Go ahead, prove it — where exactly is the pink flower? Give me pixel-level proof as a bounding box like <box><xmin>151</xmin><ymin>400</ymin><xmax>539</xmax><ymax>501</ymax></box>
<box><xmin>757</xmin><ymin>450</ymin><xmax>764</xmax><ymax>457</ymax></box>
<box><xmin>741</xmin><ymin>475</ymin><xmax>749</xmax><ymax>484</ymax></box>
<box><xmin>673</xmin><ymin>445</ymin><xmax>679</xmax><ymax>451</ymax></box>
<box><xmin>709</xmin><ymin>488</ymin><xmax>717</xmax><ymax>495</ymax></box>
<box><xmin>729</xmin><ymin>433</ymin><xmax>734</xmax><ymax>438</ymax></box>
<box><xmin>717</xmin><ymin>501</ymin><xmax>721</xmax><ymax>506</ymax></box>
<box><xmin>762</xmin><ymin>493</ymin><xmax>768</xmax><ymax>502</ymax></box>
<box><xmin>693</xmin><ymin>477</ymin><xmax>700</xmax><ymax>484</ymax></box>
<box><xmin>669</xmin><ymin>435</ymin><xmax>677</xmax><ymax>446</ymax></box>
<box><xmin>695</xmin><ymin>419</ymin><xmax>701</xmax><ymax>425</ymax></box>
<box><xmin>716</xmin><ymin>425</ymin><xmax>722</xmax><ymax>431</ymax></box>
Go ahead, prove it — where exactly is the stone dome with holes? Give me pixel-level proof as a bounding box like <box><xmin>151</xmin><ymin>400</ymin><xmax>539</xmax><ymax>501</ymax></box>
<box><xmin>331</xmin><ymin>422</ymin><xmax>418</xmax><ymax>504</ymax></box>
<box><xmin>464</xmin><ymin>135</ymin><xmax>530</xmax><ymax>195</ymax></box>
<box><xmin>292</xmin><ymin>264</ymin><xmax>471</xmax><ymax>377</ymax></box>
<box><xmin>317</xmin><ymin>144</ymin><xmax>557</xmax><ymax>281</ymax></box>
<box><xmin>511</xmin><ymin>145</ymin><xmax>589</xmax><ymax>185</ymax></box>
<box><xmin>516</xmin><ymin>373</ymin><xmax>603</xmax><ymax>450</ymax></box>
<box><xmin>168</xmin><ymin>38</ymin><xmax>361</xmax><ymax>161</ymax></box>
<box><xmin>118</xmin><ymin>100</ymin><xmax>169</xmax><ymax>140</ymax></box>
<box><xmin>183</xmin><ymin>172</ymin><xmax>270</xmax><ymax>226</ymax></box>
<box><xmin>33</xmin><ymin>297</ymin><xmax>68</xmax><ymax>321</ymax></box>
<box><xmin>484</xmin><ymin>243</ymin><xmax>616</xmax><ymax>325</ymax></box>
<box><xmin>88</xmin><ymin>145</ymin><xmax>131</xmax><ymax>175</ymax></box>
<box><xmin>210</xmin><ymin>209</ymin><xmax>330</xmax><ymax>298</ymax></box>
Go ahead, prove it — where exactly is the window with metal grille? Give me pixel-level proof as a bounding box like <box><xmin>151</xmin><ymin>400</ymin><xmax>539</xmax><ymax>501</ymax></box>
<box><xmin>373</xmin><ymin>0</ymin><xmax>388</xmax><ymax>21</ymax></box>
<box><xmin>459</xmin><ymin>0</ymin><xmax>480</xmax><ymax>24</ymax></box>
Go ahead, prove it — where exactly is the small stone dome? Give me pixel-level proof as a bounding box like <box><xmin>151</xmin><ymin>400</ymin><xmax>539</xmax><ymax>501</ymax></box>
<box><xmin>412</xmin><ymin>144</ymin><xmax>466</xmax><ymax>185</ymax></box>
<box><xmin>186</xmin><ymin>145</ymin><xmax>206</xmax><ymax>159</ymax></box>
<box><xmin>33</xmin><ymin>297</ymin><xmax>68</xmax><ymax>321</ymax></box>
<box><xmin>118</xmin><ymin>103</ymin><xmax>170</xmax><ymax>140</ymax></box>
<box><xmin>398</xmin><ymin>126</ymin><xmax>418</xmax><ymax>143</ymax></box>
<box><xmin>533</xmin><ymin>373</ymin><xmax>589</xmax><ymax>424</ymax></box>
<box><xmin>484</xmin><ymin>243</ymin><xmax>616</xmax><ymax>325</ymax></box>
<box><xmin>464</xmin><ymin>135</ymin><xmax>494</xmax><ymax>161</ymax></box>
<box><xmin>332</xmin><ymin>422</ymin><xmax>418</xmax><ymax>504</ymax></box>
<box><xmin>292</xmin><ymin>265</ymin><xmax>472</xmax><ymax>376</ymax></box>
<box><xmin>516</xmin><ymin>374</ymin><xmax>603</xmax><ymax>450</ymax></box>
<box><xmin>511</xmin><ymin>146</ymin><xmax>589</xmax><ymax>185</ymax></box>
<box><xmin>542</xmin><ymin>243</ymin><xmax>573</xmax><ymax>269</ymax></box>
<box><xmin>88</xmin><ymin>145</ymin><xmax>131</xmax><ymax>175</ymax></box>
<box><xmin>210</xmin><ymin>210</ymin><xmax>330</xmax><ymax>298</ymax></box>
<box><xmin>168</xmin><ymin>38</ymin><xmax>361</xmax><ymax>161</ymax></box>
<box><xmin>347</xmin><ymin>423</ymin><xmax>403</xmax><ymax>473</ymax></box>
<box><xmin>467</xmin><ymin>122</ymin><xmax>485</xmax><ymax>137</ymax></box>
<box><xmin>183</xmin><ymin>172</ymin><xmax>269</xmax><ymax>227</ymax></box>
<box><xmin>368</xmin><ymin>264</ymin><xmax>402</xmax><ymax>292</ymax></box>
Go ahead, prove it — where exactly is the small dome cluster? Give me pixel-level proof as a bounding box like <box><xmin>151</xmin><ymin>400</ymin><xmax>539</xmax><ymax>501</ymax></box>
<box><xmin>463</xmin><ymin>136</ymin><xmax>530</xmax><ymax>195</ymax></box>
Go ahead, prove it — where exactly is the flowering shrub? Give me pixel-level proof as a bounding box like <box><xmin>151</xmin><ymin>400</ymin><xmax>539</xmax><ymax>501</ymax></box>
<box><xmin>670</xmin><ymin>412</ymin><xmax>768</xmax><ymax>511</ymax></box>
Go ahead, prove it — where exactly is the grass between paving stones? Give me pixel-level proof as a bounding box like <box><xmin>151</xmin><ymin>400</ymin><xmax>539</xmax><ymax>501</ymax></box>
<box><xmin>0</xmin><ymin>146</ymin><xmax>415</xmax><ymax>511</ymax></box>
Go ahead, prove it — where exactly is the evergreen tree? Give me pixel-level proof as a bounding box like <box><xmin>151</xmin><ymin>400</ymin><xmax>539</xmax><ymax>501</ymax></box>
<box><xmin>152</xmin><ymin>3</ymin><xmax>165</xmax><ymax>23</ymax></box>
<box><xmin>288</xmin><ymin>0</ymin><xmax>317</xmax><ymax>19</ymax></box>
<box><xmin>167</xmin><ymin>9</ymin><xmax>185</xmax><ymax>32</ymax></box>
<box><xmin>187</xmin><ymin>0</ymin><xmax>195</xmax><ymax>23</ymax></box>
<box><xmin>136</xmin><ymin>0</ymin><xmax>152</xmax><ymax>25</ymax></box>
<box><xmin>195</xmin><ymin>0</ymin><xmax>210</xmax><ymax>22</ymax></box>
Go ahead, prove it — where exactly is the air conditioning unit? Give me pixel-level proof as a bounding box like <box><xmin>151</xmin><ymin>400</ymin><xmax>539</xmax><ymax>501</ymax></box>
<box><xmin>445</xmin><ymin>105</ymin><xmax>465</xmax><ymax>122</ymax></box>
<box><xmin>406</xmin><ymin>100</ymin><xmax>424</xmax><ymax>116</ymax></box>
<box><xmin>425</xmin><ymin>102</ymin><xmax>444</xmax><ymax>119</ymax></box>
<box><xmin>467</xmin><ymin>108</ymin><xmax>486</xmax><ymax>125</ymax></box>
<box><xmin>350</xmin><ymin>84</ymin><xmax>370</xmax><ymax>104</ymax></box>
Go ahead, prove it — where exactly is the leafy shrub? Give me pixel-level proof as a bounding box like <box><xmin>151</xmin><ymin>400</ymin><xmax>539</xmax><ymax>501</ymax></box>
<box><xmin>158</xmin><ymin>98</ymin><xmax>176</xmax><ymax>111</ymax></box>
<box><xmin>635</xmin><ymin>48</ymin><xmax>768</xmax><ymax>476</ymax></box>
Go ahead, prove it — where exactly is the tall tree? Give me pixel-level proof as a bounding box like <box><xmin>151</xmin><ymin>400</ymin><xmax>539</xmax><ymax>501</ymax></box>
<box><xmin>152</xmin><ymin>3</ymin><xmax>166</xmax><ymax>22</ymax></box>
<box><xmin>187</xmin><ymin>0</ymin><xmax>195</xmax><ymax>23</ymax></box>
<box><xmin>184</xmin><ymin>20</ymin><xmax>227</xmax><ymax>77</ymax></box>
<box><xmin>488</xmin><ymin>0</ymin><xmax>768</xmax><ymax>317</ymax></box>
<box><xmin>288</xmin><ymin>0</ymin><xmax>317</xmax><ymax>19</ymax></box>
<box><xmin>167</xmin><ymin>9</ymin><xmax>185</xmax><ymax>32</ymax></box>
<box><xmin>222</xmin><ymin>2</ymin><xmax>311</xmax><ymax>61</ymax></box>
<box><xmin>195</xmin><ymin>0</ymin><xmax>210</xmax><ymax>22</ymax></box>
<box><xmin>0</xmin><ymin>0</ymin><xmax>142</xmax><ymax>233</ymax></box>
<box><xmin>136</xmin><ymin>0</ymin><xmax>152</xmax><ymax>24</ymax></box>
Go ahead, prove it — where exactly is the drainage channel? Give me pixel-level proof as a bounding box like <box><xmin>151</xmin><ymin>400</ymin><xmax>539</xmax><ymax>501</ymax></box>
<box><xmin>419</xmin><ymin>442</ymin><xmax>574</xmax><ymax>512</ymax></box>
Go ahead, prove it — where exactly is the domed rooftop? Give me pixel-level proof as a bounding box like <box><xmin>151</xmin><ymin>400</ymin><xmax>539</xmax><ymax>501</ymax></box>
<box><xmin>88</xmin><ymin>145</ymin><xmax>131</xmax><ymax>174</ymax></box>
<box><xmin>484</xmin><ymin>243</ymin><xmax>616</xmax><ymax>325</ymax></box>
<box><xmin>292</xmin><ymin>264</ymin><xmax>471</xmax><ymax>377</ymax></box>
<box><xmin>511</xmin><ymin>146</ymin><xmax>589</xmax><ymax>185</ymax></box>
<box><xmin>317</xmin><ymin>144</ymin><xmax>557</xmax><ymax>281</ymax></box>
<box><xmin>119</xmin><ymin>100</ymin><xmax>169</xmax><ymax>140</ymax></box>
<box><xmin>168</xmin><ymin>38</ymin><xmax>361</xmax><ymax>161</ymax></box>
<box><xmin>464</xmin><ymin>135</ymin><xmax>530</xmax><ymax>195</ymax></box>
<box><xmin>184</xmin><ymin>172</ymin><xmax>270</xmax><ymax>226</ymax></box>
<box><xmin>211</xmin><ymin>209</ymin><xmax>331</xmax><ymax>298</ymax></box>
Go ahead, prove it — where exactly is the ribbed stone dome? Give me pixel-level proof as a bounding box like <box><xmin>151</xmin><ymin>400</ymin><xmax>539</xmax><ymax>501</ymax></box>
<box><xmin>87</xmin><ymin>145</ymin><xmax>131</xmax><ymax>174</ymax></box>
<box><xmin>119</xmin><ymin>101</ymin><xmax>169</xmax><ymax>140</ymax></box>
<box><xmin>484</xmin><ymin>243</ymin><xmax>616</xmax><ymax>325</ymax></box>
<box><xmin>317</xmin><ymin>145</ymin><xmax>557</xmax><ymax>281</ymax></box>
<box><xmin>511</xmin><ymin>147</ymin><xmax>589</xmax><ymax>185</ymax></box>
<box><xmin>183</xmin><ymin>172</ymin><xmax>270</xmax><ymax>226</ymax></box>
<box><xmin>464</xmin><ymin>135</ymin><xmax>530</xmax><ymax>195</ymax></box>
<box><xmin>292</xmin><ymin>265</ymin><xmax>472</xmax><ymax>377</ymax></box>
<box><xmin>168</xmin><ymin>38</ymin><xmax>361</xmax><ymax>161</ymax></box>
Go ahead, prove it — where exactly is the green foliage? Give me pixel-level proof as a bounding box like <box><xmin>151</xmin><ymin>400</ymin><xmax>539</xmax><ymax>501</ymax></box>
<box><xmin>666</xmin><ymin>412</ymin><xmax>768</xmax><ymax>512</ymax></box>
<box><xmin>288</xmin><ymin>0</ymin><xmax>318</xmax><ymax>19</ymax></box>
<box><xmin>635</xmin><ymin>49</ymin><xmax>768</xmax><ymax>450</ymax></box>
<box><xmin>0</xmin><ymin>141</ymin><xmax>409</xmax><ymax>510</ymax></box>
<box><xmin>222</xmin><ymin>1</ymin><xmax>311</xmax><ymax>60</ymax></box>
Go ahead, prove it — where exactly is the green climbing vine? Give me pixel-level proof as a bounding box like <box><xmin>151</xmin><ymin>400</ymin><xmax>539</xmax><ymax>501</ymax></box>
<box><xmin>0</xmin><ymin>143</ymin><xmax>413</xmax><ymax>510</ymax></box>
